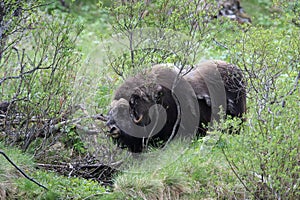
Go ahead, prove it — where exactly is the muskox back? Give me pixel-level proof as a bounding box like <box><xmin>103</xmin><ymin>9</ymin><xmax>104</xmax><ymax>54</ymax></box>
<box><xmin>184</xmin><ymin>60</ymin><xmax>246</xmax><ymax>135</ymax></box>
<box><xmin>113</xmin><ymin>64</ymin><xmax>176</xmax><ymax>101</ymax></box>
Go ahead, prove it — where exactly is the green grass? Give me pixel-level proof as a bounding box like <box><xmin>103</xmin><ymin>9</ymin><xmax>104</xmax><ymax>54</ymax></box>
<box><xmin>0</xmin><ymin>141</ymin><xmax>108</xmax><ymax>199</ymax></box>
<box><xmin>242</xmin><ymin>0</ymin><xmax>273</xmax><ymax>26</ymax></box>
<box><xmin>0</xmin><ymin>142</ymin><xmax>106</xmax><ymax>199</ymax></box>
<box><xmin>111</xmin><ymin>135</ymin><xmax>249</xmax><ymax>199</ymax></box>
<box><xmin>0</xmin><ymin>136</ymin><xmax>242</xmax><ymax>199</ymax></box>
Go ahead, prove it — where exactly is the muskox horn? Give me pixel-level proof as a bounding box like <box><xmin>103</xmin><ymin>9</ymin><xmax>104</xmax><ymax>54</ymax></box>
<box><xmin>133</xmin><ymin>114</ymin><xmax>143</xmax><ymax>124</ymax></box>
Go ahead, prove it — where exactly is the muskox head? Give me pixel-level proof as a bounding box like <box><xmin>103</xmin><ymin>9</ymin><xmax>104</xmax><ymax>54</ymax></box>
<box><xmin>105</xmin><ymin>98</ymin><xmax>151</xmax><ymax>152</ymax></box>
<box><xmin>128</xmin><ymin>83</ymin><xmax>179</xmax><ymax>143</ymax></box>
<box><xmin>129</xmin><ymin>83</ymin><xmax>174</xmax><ymax>125</ymax></box>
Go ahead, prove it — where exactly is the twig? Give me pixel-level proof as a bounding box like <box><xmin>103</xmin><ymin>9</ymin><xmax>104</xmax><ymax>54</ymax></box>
<box><xmin>82</xmin><ymin>192</ymin><xmax>111</xmax><ymax>200</ymax></box>
<box><xmin>213</xmin><ymin>38</ymin><xmax>228</xmax><ymax>49</ymax></box>
<box><xmin>0</xmin><ymin>150</ymin><xmax>48</xmax><ymax>190</ymax></box>
<box><xmin>92</xmin><ymin>114</ymin><xmax>108</xmax><ymax>122</ymax></box>
<box><xmin>281</xmin><ymin>70</ymin><xmax>300</xmax><ymax>107</ymax></box>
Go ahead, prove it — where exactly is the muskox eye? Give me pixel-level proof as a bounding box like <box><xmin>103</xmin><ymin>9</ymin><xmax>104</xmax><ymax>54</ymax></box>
<box><xmin>155</xmin><ymin>91</ymin><xmax>163</xmax><ymax>100</ymax></box>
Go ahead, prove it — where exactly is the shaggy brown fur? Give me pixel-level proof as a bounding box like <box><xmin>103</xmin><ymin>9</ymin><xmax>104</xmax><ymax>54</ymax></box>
<box><xmin>184</xmin><ymin>60</ymin><xmax>246</xmax><ymax>135</ymax></box>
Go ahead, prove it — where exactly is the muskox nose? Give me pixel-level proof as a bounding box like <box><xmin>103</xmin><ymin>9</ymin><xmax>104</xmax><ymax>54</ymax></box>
<box><xmin>108</xmin><ymin>125</ymin><xmax>121</xmax><ymax>138</ymax></box>
<box><xmin>105</xmin><ymin>116</ymin><xmax>120</xmax><ymax>138</ymax></box>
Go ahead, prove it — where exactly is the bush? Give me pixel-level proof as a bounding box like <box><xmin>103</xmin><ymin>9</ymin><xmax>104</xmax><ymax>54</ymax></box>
<box><xmin>0</xmin><ymin>1</ymin><xmax>83</xmax><ymax>155</ymax></box>
<box><xmin>213</xmin><ymin>1</ymin><xmax>300</xmax><ymax>198</ymax></box>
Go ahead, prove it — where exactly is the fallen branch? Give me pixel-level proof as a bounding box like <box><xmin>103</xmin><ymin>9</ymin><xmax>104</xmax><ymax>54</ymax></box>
<box><xmin>0</xmin><ymin>150</ymin><xmax>48</xmax><ymax>190</ymax></box>
<box><xmin>36</xmin><ymin>160</ymin><xmax>121</xmax><ymax>187</ymax></box>
<box><xmin>36</xmin><ymin>160</ymin><xmax>123</xmax><ymax>169</ymax></box>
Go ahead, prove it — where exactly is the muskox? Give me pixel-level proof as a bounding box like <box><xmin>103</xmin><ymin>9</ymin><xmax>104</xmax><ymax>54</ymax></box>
<box><xmin>106</xmin><ymin>61</ymin><xmax>246</xmax><ymax>152</ymax></box>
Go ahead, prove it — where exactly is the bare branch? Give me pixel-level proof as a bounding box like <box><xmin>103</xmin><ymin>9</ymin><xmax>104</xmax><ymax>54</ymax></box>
<box><xmin>281</xmin><ymin>70</ymin><xmax>300</xmax><ymax>107</ymax></box>
<box><xmin>0</xmin><ymin>150</ymin><xmax>48</xmax><ymax>190</ymax></box>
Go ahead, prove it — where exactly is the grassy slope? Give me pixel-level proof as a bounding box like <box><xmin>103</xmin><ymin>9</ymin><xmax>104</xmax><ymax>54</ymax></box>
<box><xmin>1</xmin><ymin>0</ymin><xmax>298</xmax><ymax>199</ymax></box>
<box><xmin>0</xmin><ymin>142</ymin><xmax>107</xmax><ymax>199</ymax></box>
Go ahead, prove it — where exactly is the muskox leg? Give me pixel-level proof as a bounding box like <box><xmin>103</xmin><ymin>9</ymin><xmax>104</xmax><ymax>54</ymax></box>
<box><xmin>197</xmin><ymin>99</ymin><xmax>212</xmax><ymax>137</ymax></box>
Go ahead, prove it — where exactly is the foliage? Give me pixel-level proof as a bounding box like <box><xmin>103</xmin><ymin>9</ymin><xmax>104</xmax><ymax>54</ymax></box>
<box><xmin>0</xmin><ymin>1</ymin><xmax>83</xmax><ymax>154</ymax></box>
<box><xmin>206</xmin><ymin>1</ymin><xmax>299</xmax><ymax>199</ymax></box>
<box><xmin>61</xmin><ymin>125</ymin><xmax>87</xmax><ymax>155</ymax></box>
<box><xmin>222</xmin><ymin>100</ymin><xmax>299</xmax><ymax>199</ymax></box>
<box><xmin>105</xmin><ymin>0</ymin><xmax>219</xmax><ymax>78</ymax></box>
